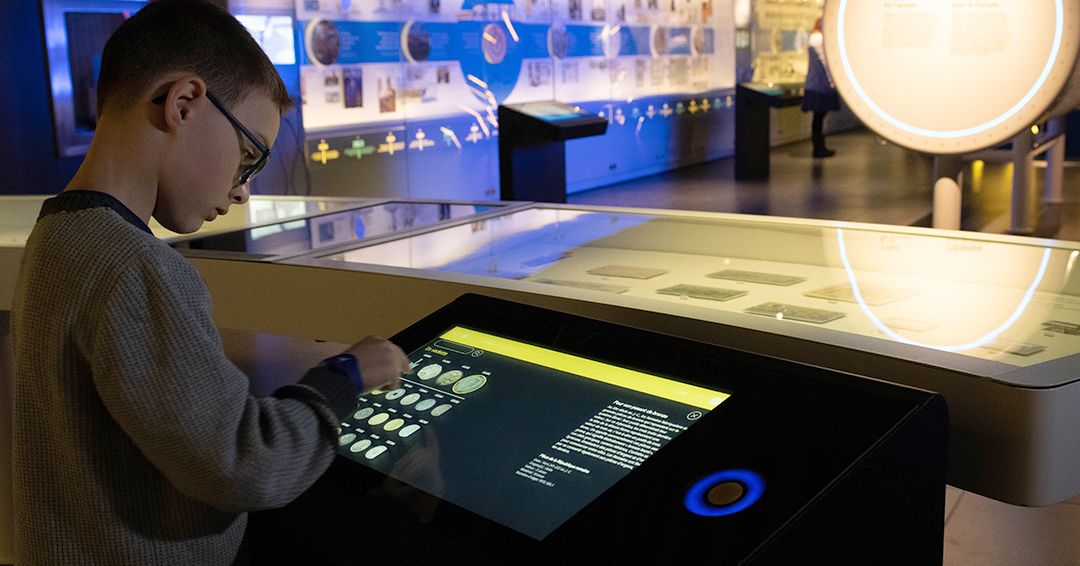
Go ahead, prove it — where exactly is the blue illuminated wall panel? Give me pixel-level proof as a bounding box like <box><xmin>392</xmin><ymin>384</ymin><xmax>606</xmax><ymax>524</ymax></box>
<box><xmin>295</xmin><ymin>0</ymin><xmax>735</xmax><ymax>200</ymax></box>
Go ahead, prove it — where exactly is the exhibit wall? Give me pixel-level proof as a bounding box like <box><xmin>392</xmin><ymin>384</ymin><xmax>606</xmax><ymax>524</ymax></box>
<box><xmin>290</xmin><ymin>0</ymin><xmax>737</xmax><ymax>199</ymax></box>
<box><xmin>0</xmin><ymin>0</ymin><xmax>735</xmax><ymax>199</ymax></box>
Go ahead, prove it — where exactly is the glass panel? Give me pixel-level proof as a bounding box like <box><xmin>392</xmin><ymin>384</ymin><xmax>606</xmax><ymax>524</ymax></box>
<box><xmin>149</xmin><ymin>196</ymin><xmax>369</xmax><ymax>240</ymax></box>
<box><xmin>181</xmin><ymin>201</ymin><xmax>498</xmax><ymax>257</ymax></box>
<box><xmin>321</xmin><ymin>206</ymin><xmax>1080</xmax><ymax>368</ymax></box>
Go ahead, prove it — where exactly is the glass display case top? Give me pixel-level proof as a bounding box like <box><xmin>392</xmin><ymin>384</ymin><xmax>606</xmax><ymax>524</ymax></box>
<box><xmin>177</xmin><ymin>200</ymin><xmax>502</xmax><ymax>259</ymax></box>
<box><xmin>150</xmin><ymin>195</ymin><xmax>374</xmax><ymax>241</ymax></box>
<box><xmin>314</xmin><ymin>205</ymin><xmax>1080</xmax><ymax>371</ymax></box>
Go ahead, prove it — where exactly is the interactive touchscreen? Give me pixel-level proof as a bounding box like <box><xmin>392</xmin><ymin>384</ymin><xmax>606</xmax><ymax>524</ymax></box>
<box><xmin>336</xmin><ymin>326</ymin><xmax>729</xmax><ymax>540</ymax></box>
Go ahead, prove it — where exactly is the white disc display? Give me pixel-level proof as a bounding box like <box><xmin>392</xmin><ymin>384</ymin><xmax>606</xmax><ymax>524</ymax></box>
<box><xmin>823</xmin><ymin>0</ymin><xmax>1080</xmax><ymax>154</ymax></box>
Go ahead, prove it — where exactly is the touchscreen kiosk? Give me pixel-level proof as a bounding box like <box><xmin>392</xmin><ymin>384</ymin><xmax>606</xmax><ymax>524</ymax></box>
<box><xmin>498</xmin><ymin>101</ymin><xmax>608</xmax><ymax>203</ymax></box>
<box><xmin>249</xmin><ymin>294</ymin><xmax>947</xmax><ymax>564</ymax></box>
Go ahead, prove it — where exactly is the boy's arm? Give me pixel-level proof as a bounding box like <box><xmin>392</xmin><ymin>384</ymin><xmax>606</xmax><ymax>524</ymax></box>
<box><xmin>83</xmin><ymin>254</ymin><xmax>355</xmax><ymax>513</ymax></box>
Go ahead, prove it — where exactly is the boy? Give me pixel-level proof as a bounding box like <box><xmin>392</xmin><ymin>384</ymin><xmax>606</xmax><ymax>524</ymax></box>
<box><xmin>11</xmin><ymin>1</ymin><xmax>410</xmax><ymax>564</ymax></box>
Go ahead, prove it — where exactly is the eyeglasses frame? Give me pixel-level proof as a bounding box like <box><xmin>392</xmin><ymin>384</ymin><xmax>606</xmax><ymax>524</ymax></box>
<box><xmin>151</xmin><ymin>89</ymin><xmax>271</xmax><ymax>187</ymax></box>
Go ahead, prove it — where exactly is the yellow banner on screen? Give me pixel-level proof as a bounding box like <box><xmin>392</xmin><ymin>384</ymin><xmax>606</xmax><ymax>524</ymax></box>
<box><xmin>440</xmin><ymin>327</ymin><xmax>730</xmax><ymax>410</ymax></box>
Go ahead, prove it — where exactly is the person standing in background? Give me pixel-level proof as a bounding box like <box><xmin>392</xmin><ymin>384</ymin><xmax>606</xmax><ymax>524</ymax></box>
<box><xmin>802</xmin><ymin>17</ymin><xmax>840</xmax><ymax>158</ymax></box>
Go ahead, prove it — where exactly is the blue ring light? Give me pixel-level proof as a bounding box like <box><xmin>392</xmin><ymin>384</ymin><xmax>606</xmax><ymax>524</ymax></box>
<box><xmin>684</xmin><ymin>469</ymin><xmax>765</xmax><ymax>517</ymax></box>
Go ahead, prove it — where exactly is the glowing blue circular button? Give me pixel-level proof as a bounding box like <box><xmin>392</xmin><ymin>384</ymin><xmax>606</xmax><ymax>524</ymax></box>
<box><xmin>684</xmin><ymin>469</ymin><xmax>765</xmax><ymax>517</ymax></box>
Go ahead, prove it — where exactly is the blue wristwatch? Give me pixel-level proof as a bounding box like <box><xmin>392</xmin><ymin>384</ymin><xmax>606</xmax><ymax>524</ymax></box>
<box><xmin>320</xmin><ymin>353</ymin><xmax>363</xmax><ymax>392</ymax></box>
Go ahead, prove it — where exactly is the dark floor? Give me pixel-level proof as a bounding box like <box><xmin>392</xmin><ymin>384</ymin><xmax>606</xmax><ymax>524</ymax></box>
<box><xmin>569</xmin><ymin>129</ymin><xmax>1080</xmax><ymax>241</ymax></box>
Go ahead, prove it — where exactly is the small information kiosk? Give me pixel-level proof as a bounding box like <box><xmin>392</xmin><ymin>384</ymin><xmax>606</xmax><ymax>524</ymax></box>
<box><xmin>498</xmin><ymin>101</ymin><xmax>608</xmax><ymax>203</ymax></box>
<box><xmin>249</xmin><ymin>294</ymin><xmax>947</xmax><ymax>564</ymax></box>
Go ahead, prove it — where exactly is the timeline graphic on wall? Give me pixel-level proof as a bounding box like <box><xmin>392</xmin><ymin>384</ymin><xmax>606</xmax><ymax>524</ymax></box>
<box><xmin>295</xmin><ymin>0</ymin><xmax>736</xmax><ymax>199</ymax></box>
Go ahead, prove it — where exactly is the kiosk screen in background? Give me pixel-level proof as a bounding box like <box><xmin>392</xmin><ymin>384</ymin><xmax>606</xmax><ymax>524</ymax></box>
<box><xmin>337</xmin><ymin>326</ymin><xmax>729</xmax><ymax>540</ymax></box>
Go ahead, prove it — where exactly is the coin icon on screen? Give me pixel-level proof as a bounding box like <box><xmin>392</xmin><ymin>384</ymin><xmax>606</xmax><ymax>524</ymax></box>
<box><xmin>414</xmin><ymin>399</ymin><xmax>437</xmax><ymax>412</ymax></box>
<box><xmin>435</xmin><ymin>369</ymin><xmax>464</xmax><ymax>386</ymax></box>
<box><xmin>452</xmin><ymin>374</ymin><xmax>487</xmax><ymax>395</ymax></box>
<box><xmin>431</xmin><ymin>404</ymin><xmax>453</xmax><ymax>417</ymax></box>
<box><xmin>417</xmin><ymin>364</ymin><xmax>442</xmax><ymax>380</ymax></box>
<box><xmin>338</xmin><ymin>433</ymin><xmax>357</xmax><ymax>446</ymax></box>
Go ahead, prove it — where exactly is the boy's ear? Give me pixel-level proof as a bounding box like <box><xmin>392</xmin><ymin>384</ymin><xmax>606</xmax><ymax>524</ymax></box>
<box><xmin>159</xmin><ymin>75</ymin><xmax>208</xmax><ymax>133</ymax></box>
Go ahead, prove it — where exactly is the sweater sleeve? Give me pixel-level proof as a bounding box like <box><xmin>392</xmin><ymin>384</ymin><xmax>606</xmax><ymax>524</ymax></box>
<box><xmin>82</xmin><ymin>250</ymin><xmax>356</xmax><ymax>513</ymax></box>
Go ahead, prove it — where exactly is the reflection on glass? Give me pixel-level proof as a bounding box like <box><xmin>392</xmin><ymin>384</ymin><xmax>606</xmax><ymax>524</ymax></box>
<box><xmin>184</xmin><ymin>202</ymin><xmax>497</xmax><ymax>257</ymax></box>
<box><xmin>150</xmin><ymin>196</ymin><xmax>362</xmax><ymax>240</ymax></box>
<box><xmin>321</xmin><ymin>206</ymin><xmax>1080</xmax><ymax>367</ymax></box>
<box><xmin>836</xmin><ymin>228</ymin><xmax>1052</xmax><ymax>353</ymax></box>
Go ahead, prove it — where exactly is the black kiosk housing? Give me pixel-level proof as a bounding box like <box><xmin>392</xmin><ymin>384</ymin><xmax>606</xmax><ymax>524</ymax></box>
<box><xmin>250</xmin><ymin>294</ymin><xmax>947</xmax><ymax>565</ymax></box>
<box><xmin>735</xmin><ymin>82</ymin><xmax>804</xmax><ymax>180</ymax></box>
<box><xmin>498</xmin><ymin>101</ymin><xmax>608</xmax><ymax>203</ymax></box>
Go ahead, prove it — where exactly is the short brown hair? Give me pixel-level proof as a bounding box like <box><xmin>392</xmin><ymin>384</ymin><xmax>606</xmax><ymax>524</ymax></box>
<box><xmin>96</xmin><ymin>0</ymin><xmax>292</xmax><ymax>116</ymax></box>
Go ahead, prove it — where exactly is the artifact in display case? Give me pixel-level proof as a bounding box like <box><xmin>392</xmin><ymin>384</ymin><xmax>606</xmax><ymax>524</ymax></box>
<box><xmin>250</xmin><ymin>294</ymin><xmax>946</xmax><ymax>564</ymax></box>
<box><xmin>275</xmin><ymin>204</ymin><xmax>1080</xmax><ymax>505</ymax></box>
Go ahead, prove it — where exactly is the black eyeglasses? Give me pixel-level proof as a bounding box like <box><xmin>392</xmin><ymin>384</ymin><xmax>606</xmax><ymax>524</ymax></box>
<box><xmin>152</xmin><ymin>90</ymin><xmax>271</xmax><ymax>187</ymax></box>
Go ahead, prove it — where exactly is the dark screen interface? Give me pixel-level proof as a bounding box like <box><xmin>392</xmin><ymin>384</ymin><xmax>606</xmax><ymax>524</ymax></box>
<box><xmin>336</xmin><ymin>327</ymin><xmax>729</xmax><ymax>540</ymax></box>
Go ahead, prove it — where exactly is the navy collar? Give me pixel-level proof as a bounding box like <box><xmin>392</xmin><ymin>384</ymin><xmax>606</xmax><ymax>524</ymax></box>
<box><xmin>39</xmin><ymin>190</ymin><xmax>153</xmax><ymax>235</ymax></box>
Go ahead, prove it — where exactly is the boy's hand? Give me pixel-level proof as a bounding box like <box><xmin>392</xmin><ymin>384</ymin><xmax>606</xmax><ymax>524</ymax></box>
<box><xmin>344</xmin><ymin>336</ymin><xmax>410</xmax><ymax>393</ymax></box>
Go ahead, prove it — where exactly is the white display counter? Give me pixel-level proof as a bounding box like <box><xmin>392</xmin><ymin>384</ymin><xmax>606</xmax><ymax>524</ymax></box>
<box><xmin>181</xmin><ymin>203</ymin><xmax>1080</xmax><ymax>507</ymax></box>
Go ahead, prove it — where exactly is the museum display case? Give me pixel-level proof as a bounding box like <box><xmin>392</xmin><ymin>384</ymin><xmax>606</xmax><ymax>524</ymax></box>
<box><xmin>172</xmin><ymin>199</ymin><xmax>510</xmax><ymax>261</ymax></box>
<box><xmin>299</xmin><ymin>204</ymin><xmax>1080</xmax><ymax>372</ymax></box>
<box><xmin>179</xmin><ymin>203</ymin><xmax>1080</xmax><ymax>506</ymax></box>
<box><xmin>0</xmin><ymin>195</ymin><xmax>383</xmax><ymax>306</ymax></box>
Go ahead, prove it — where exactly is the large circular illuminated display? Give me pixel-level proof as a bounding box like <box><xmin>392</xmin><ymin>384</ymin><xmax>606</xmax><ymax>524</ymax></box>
<box><xmin>823</xmin><ymin>0</ymin><xmax>1080</xmax><ymax>154</ymax></box>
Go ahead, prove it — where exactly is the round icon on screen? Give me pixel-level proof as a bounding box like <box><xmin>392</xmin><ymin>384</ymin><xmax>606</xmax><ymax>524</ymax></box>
<box><xmin>417</xmin><ymin>363</ymin><xmax>443</xmax><ymax>380</ymax></box>
<box><xmin>414</xmin><ymin>399</ymin><xmax>437</xmax><ymax>412</ymax></box>
<box><xmin>452</xmin><ymin>374</ymin><xmax>487</xmax><ymax>395</ymax></box>
<box><xmin>435</xmin><ymin>369</ymin><xmax>464</xmax><ymax>386</ymax></box>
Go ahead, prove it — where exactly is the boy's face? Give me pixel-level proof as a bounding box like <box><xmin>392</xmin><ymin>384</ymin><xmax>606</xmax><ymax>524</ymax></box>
<box><xmin>155</xmin><ymin>91</ymin><xmax>280</xmax><ymax>234</ymax></box>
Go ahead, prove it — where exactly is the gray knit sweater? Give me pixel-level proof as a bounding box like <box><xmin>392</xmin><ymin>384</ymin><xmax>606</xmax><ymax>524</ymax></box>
<box><xmin>12</xmin><ymin>195</ymin><xmax>356</xmax><ymax>565</ymax></box>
